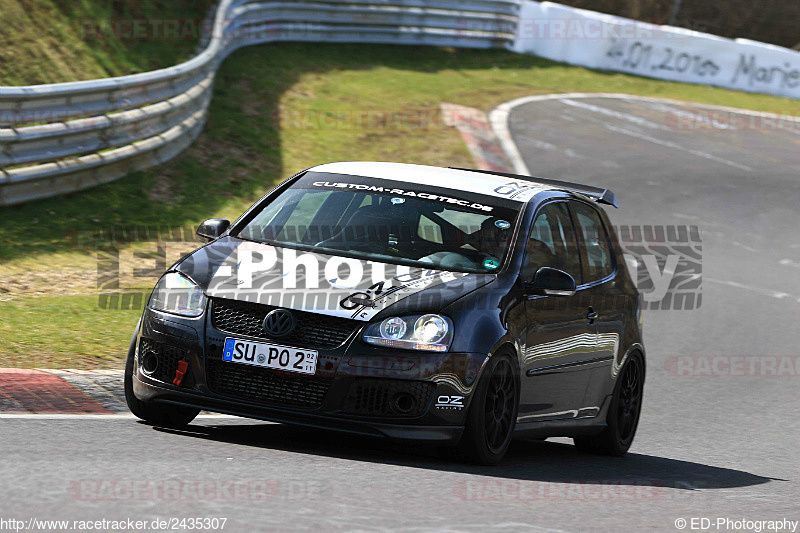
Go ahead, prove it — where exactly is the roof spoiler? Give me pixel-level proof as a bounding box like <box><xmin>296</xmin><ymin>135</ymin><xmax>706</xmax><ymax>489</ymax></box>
<box><xmin>449</xmin><ymin>167</ymin><xmax>618</xmax><ymax>208</ymax></box>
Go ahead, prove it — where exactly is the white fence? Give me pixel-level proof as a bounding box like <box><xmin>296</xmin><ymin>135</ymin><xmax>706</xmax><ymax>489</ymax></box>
<box><xmin>2</xmin><ymin>0</ymin><xmax>798</xmax><ymax>206</ymax></box>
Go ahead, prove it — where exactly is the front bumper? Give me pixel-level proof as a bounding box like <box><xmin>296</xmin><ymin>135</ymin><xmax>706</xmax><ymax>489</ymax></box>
<box><xmin>133</xmin><ymin>375</ymin><xmax>463</xmax><ymax>441</ymax></box>
<box><xmin>132</xmin><ymin>305</ymin><xmax>488</xmax><ymax>443</ymax></box>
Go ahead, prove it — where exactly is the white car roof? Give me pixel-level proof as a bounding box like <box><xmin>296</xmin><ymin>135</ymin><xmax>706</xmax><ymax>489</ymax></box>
<box><xmin>308</xmin><ymin>161</ymin><xmax>551</xmax><ymax>203</ymax></box>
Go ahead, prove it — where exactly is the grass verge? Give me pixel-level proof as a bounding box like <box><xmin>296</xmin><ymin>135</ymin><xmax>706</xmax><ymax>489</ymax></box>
<box><xmin>0</xmin><ymin>0</ymin><xmax>212</xmax><ymax>85</ymax></box>
<box><xmin>0</xmin><ymin>295</ymin><xmax>142</xmax><ymax>368</ymax></box>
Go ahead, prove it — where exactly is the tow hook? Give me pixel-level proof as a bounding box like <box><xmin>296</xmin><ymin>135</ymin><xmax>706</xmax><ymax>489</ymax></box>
<box><xmin>173</xmin><ymin>360</ymin><xmax>189</xmax><ymax>386</ymax></box>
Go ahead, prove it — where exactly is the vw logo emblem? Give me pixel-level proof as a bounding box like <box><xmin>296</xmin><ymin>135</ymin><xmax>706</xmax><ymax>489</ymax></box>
<box><xmin>263</xmin><ymin>309</ymin><xmax>296</xmax><ymax>338</ymax></box>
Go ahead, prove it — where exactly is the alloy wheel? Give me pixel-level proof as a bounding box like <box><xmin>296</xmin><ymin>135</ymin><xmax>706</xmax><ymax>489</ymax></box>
<box><xmin>484</xmin><ymin>358</ymin><xmax>516</xmax><ymax>453</ymax></box>
<box><xmin>617</xmin><ymin>356</ymin><xmax>643</xmax><ymax>444</ymax></box>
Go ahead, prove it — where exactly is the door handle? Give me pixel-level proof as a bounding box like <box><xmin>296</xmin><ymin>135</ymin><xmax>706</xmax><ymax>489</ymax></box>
<box><xmin>587</xmin><ymin>307</ymin><xmax>598</xmax><ymax>324</ymax></box>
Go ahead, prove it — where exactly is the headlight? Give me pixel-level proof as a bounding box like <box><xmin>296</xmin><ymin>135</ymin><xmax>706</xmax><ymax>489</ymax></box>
<box><xmin>363</xmin><ymin>314</ymin><xmax>453</xmax><ymax>352</ymax></box>
<box><xmin>148</xmin><ymin>272</ymin><xmax>207</xmax><ymax>317</ymax></box>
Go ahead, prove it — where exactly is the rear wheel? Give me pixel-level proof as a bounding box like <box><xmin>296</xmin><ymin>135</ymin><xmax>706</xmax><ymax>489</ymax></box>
<box><xmin>455</xmin><ymin>353</ymin><xmax>519</xmax><ymax>465</ymax></box>
<box><xmin>124</xmin><ymin>324</ymin><xmax>199</xmax><ymax>427</ymax></box>
<box><xmin>574</xmin><ymin>352</ymin><xmax>644</xmax><ymax>456</ymax></box>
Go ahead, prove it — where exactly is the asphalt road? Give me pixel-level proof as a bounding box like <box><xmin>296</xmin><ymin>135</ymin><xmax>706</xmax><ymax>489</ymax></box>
<box><xmin>2</xmin><ymin>96</ymin><xmax>799</xmax><ymax>532</ymax></box>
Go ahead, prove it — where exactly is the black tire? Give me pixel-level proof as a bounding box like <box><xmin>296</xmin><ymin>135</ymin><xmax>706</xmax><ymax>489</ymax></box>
<box><xmin>124</xmin><ymin>322</ymin><xmax>199</xmax><ymax>427</ymax></box>
<box><xmin>574</xmin><ymin>351</ymin><xmax>644</xmax><ymax>456</ymax></box>
<box><xmin>455</xmin><ymin>352</ymin><xmax>519</xmax><ymax>465</ymax></box>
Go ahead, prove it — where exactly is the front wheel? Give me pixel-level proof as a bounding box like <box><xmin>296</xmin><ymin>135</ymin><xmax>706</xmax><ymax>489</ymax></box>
<box><xmin>124</xmin><ymin>324</ymin><xmax>199</xmax><ymax>427</ymax></box>
<box><xmin>455</xmin><ymin>353</ymin><xmax>519</xmax><ymax>465</ymax></box>
<box><xmin>574</xmin><ymin>351</ymin><xmax>644</xmax><ymax>456</ymax></box>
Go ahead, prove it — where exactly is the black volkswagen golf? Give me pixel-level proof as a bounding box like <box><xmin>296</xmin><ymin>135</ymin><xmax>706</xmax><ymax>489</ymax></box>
<box><xmin>126</xmin><ymin>162</ymin><xmax>645</xmax><ymax>465</ymax></box>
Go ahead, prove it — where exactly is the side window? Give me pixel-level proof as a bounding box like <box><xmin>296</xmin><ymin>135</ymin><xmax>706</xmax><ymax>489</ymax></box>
<box><xmin>523</xmin><ymin>202</ymin><xmax>582</xmax><ymax>283</ymax></box>
<box><xmin>531</xmin><ymin>214</ymin><xmax>554</xmax><ymax>252</ymax></box>
<box><xmin>570</xmin><ymin>202</ymin><xmax>614</xmax><ymax>282</ymax></box>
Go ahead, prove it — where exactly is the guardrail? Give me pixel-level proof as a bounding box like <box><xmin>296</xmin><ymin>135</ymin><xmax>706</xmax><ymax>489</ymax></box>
<box><xmin>0</xmin><ymin>0</ymin><xmax>521</xmax><ymax>206</ymax></box>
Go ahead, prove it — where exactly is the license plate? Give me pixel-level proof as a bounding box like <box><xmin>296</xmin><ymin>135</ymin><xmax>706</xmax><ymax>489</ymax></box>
<box><xmin>222</xmin><ymin>338</ymin><xmax>317</xmax><ymax>375</ymax></box>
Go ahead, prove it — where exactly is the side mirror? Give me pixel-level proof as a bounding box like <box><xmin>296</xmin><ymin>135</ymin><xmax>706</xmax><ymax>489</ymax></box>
<box><xmin>524</xmin><ymin>267</ymin><xmax>577</xmax><ymax>297</ymax></box>
<box><xmin>196</xmin><ymin>218</ymin><xmax>230</xmax><ymax>241</ymax></box>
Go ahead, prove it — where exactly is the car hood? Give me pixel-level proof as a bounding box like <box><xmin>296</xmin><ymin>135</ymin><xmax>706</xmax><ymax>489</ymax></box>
<box><xmin>173</xmin><ymin>237</ymin><xmax>495</xmax><ymax>321</ymax></box>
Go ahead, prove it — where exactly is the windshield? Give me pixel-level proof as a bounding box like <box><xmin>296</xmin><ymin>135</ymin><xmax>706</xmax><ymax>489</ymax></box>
<box><xmin>236</xmin><ymin>172</ymin><xmax>521</xmax><ymax>273</ymax></box>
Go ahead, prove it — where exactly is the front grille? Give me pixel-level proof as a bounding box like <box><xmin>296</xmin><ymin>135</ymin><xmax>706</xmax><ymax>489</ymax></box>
<box><xmin>206</xmin><ymin>359</ymin><xmax>332</xmax><ymax>409</ymax></box>
<box><xmin>139</xmin><ymin>338</ymin><xmax>190</xmax><ymax>385</ymax></box>
<box><xmin>343</xmin><ymin>379</ymin><xmax>434</xmax><ymax>417</ymax></box>
<box><xmin>211</xmin><ymin>298</ymin><xmax>358</xmax><ymax>349</ymax></box>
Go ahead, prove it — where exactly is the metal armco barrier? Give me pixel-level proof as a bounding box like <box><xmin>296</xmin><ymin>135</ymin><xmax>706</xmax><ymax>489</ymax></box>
<box><xmin>0</xmin><ymin>0</ymin><xmax>521</xmax><ymax>206</ymax></box>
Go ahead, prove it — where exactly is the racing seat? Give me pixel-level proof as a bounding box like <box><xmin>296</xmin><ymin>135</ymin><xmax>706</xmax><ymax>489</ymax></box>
<box><xmin>465</xmin><ymin>217</ymin><xmax>511</xmax><ymax>254</ymax></box>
